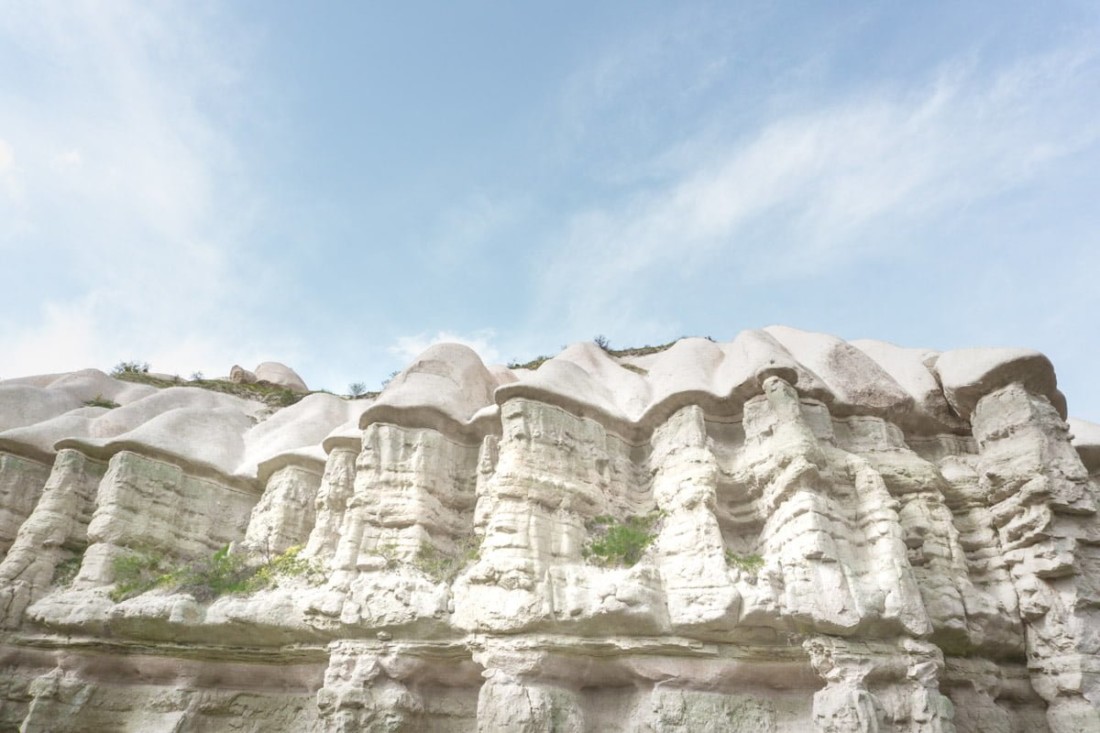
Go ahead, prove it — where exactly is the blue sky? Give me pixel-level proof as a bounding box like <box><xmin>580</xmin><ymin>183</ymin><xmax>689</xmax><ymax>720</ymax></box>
<box><xmin>2</xmin><ymin>1</ymin><xmax>1099</xmax><ymax>419</ymax></box>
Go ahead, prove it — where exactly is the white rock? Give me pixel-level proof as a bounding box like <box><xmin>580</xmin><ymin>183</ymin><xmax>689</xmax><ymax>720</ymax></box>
<box><xmin>0</xmin><ymin>328</ymin><xmax>1094</xmax><ymax>732</ymax></box>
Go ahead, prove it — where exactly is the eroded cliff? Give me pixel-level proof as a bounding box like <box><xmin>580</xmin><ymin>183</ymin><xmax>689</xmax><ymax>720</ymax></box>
<box><xmin>0</xmin><ymin>327</ymin><xmax>1098</xmax><ymax>732</ymax></box>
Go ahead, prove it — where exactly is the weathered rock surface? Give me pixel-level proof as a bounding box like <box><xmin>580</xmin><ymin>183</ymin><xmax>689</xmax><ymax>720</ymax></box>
<box><xmin>0</xmin><ymin>327</ymin><xmax>1097</xmax><ymax>731</ymax></box>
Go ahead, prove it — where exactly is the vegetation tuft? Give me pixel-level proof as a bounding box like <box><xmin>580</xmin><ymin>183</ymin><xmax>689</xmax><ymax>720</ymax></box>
<box><xmin>725</xmin><ymin>551</ymin><xmax>764</xmax><ymax>575</ymax></box>
<box><xmin>605</xmin><ymin>340</ymin><xmax>678</xmax><ymax>358</ymax></box>
<box><xmin>111</xmin><ymin>366</ymin><xmax>307</xmax><ymax>409</ymax></box>
<box><xmin>52</xmin><ymin>548</ymin><xmax>86</xmax><ymax>588</ymax></box>
<box><xmin>109</xmin><ymin>545</ymin><xmax>322</xmax><ymax>603</ymax></box>
<box><xmin>507</xmin><ymin>355</ymin><xmax>552</xmax><ymax>370</ymax></box>
<box><xmin>413</xmin><ymin>535</ymin><xmax>481</xmax><ymax>583</ymax></box>
<box><xmin>83</xmin><ymin>394</ymin><xmax>120</xmax><ymax>409</ymax></box>
<box><xmin>111</xmin><ymin>551</ymin><xmax>169</xmax><ymax>602</ymax></box>
<box><xmin>112</xmin><ymin>361</ymin><xmax>150</xmax><ymax>375</ymax></box>
<box><xmin>379</xmin><ymin>370</ymin><xmax>400</xmax><ymax>390</ymax></box>
<box><xmin>583</xmin><ymin>513</ymin><xmax>663</xmax><ymax>567</ymax></box>
<box><xmin>375</xmin><ymin>543</ymin><xmax>401</xmax><ymax>570</ymax></box>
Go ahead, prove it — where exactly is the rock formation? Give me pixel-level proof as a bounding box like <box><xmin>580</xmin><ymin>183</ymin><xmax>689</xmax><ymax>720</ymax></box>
<box><xmin>0</xmin><ymin>328</ymin><xmax>1098</xmax><ymax>732</ymax></box>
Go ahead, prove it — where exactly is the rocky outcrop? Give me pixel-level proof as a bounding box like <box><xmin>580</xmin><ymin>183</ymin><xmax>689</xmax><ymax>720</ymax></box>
<box><xmin>0</xmin><ymin>328</ymin><xmax>1097</xmax><ymax>731</ymax></box>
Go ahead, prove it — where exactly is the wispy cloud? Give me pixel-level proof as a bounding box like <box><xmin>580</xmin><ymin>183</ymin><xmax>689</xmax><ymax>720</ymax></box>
<box><xmin>538</xmin><ymin>43</ymin><xmax>1100</xmax><ymax>333</ymax></box>
<box><xmin>0</xmin><ymin>138</ymin><xmax>20</xmax><ymax>202</ymax></box>
<box><xmin>0</xmin><ymin>2</ymin><xmax>282</xmax><ymax>380</ymax></box>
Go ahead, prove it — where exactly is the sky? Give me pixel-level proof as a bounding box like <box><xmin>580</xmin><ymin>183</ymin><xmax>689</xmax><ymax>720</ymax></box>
<box><xmin>1</xmin><ymin>1</ymin><xmax>1099</xmax><ymax>419</ymax></box>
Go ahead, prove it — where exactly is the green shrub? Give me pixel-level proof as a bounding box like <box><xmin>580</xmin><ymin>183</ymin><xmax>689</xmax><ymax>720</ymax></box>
<box><xmin>725</xmin><ymin>551</ymin><xmax>764</xmax><ymax>575</ymax></box>
<box><xmin>583</xmin><ymin>513</ymin><xmax>662</xmax><ymax>567</ymax></box>
<box><xmin>111</xmin><ymin>361</ymin><xmax>150</xmax><ymax>375</ymax></box>
<box><xmin>246</xmin><ymin>545</ymin><xmax>324</xmax><ymax>590</ymax></box>
<box><xmin>170</xmin><ymin>544</ymin><xmax>257</xmax><ymax>601</ymax></box>
<box><xmin>413</xmin><ymin>535</ymin><xmax>480</xmax><ymax>582</ymax></box>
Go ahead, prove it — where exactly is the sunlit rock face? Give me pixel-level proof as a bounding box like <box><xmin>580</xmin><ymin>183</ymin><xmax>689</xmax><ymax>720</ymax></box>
<box><xmin>0</xmin><ymin>330</ymin><xmax>1098</xmax><ymax>732</ymax></box>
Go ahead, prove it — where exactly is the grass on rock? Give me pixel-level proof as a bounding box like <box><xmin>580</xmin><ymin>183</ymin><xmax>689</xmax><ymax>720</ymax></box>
<box><xmin>414</xmin><ymin>536</ymin><xmax>481</xmax><ymax>582</ymax></box>
<box><xmin>83</xmin><ymin>394</ymin><xmax>120</xmax><ymax>409</ymax></box>
<box><xmin>110</xmin><ymin>545</ymin><xmax>322</xmax><ymax>602</ymax></box>
<box><xmin>725</xmin><ymin>551</ymin><xmax>764</xmax><ymax>575</ymax></box>
<box><xmin>111</xmin><ymin>366</ymin><xmax>307</xmax><ymax>409</ymax></box>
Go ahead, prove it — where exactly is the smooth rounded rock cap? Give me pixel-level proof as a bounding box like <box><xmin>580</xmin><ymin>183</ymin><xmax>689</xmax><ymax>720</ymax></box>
<box><xmin>495</xmin><ymin>355</ymin><xmax>630</xmax><ymax>426</ymax></box>
<box><xmin>253</xmin><ymin>362</ymin><xmax>309</xmax><ymax>393</ymax></box>
<box><xmin>41</xmin><ymin>368</ymin><xmax>158</xmax><ymax>405</ymax></box>
<box><xmin>717</xmin><ymin>329</ymin><xmax>804</xmax><ymax>396</ymax></box>
<box><xmin>359</xmin><ymin>343</ymin><xmax>497</xmax><ymax>434</ymax></box>
<box><xmin>0</xmin><ymin>384</ymin><xmax>87</xmax><ymax>433</ymax></box>
<box><xmin>0</xmin><ymin>412</ymin><xmax>102</xmax><ymax>464</ymax></box>
<box><xmin>239</xmin><ymin>392</ymin><xmax>360</xmax><ymax>478</ymax></box>
<box><xmin>764</xmin><ymin>326</ymin><xmax>913</xmax><ymax>417</ymax></box>
<box><xmin>322</xmin><ymin>417</ymin><xmax>367</xmax><ymax>454</ymax></box>
<box><xmin>58</xmin><ymin>406</ymin><xmax>252</xmax><ymax>477</ymax></box>
<box><xmin>851</xmin><ymin>340</ymin><xmax>955</xmax><ymax>427</ymax></box>
<box><xmin>229</xmin><ymin>365</ymin><xmax>258</xmax><ymax>384</ymax></box>
<box><xmin>2</xmin><ymin>328</ymin><xmax>1090</xmax><ymax>487</ymax></box>
<box><xmin>1069</xmin><ymin>418</ymin><xmax>1100</xmax><ymax>473</ymax></box>
<box><xmin>932</xmin><ymin>348</ymin><xmax>1064</xmax><ymax>420</ymax></box>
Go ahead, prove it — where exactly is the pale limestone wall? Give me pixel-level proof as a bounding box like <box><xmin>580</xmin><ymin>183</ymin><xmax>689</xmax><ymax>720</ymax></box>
<box><xmin>0</xmin><ymin>331</ymin><xmax>1096</xmax><ymax>731</ymax></box>
<box><xmin>304</xmin><ymin>446</ymin><xmax>358</xmax><ymax>566</ymax></box>
<box><xmin>244</xmin><ymin>463</ymin><xmax>323</xmax><ymax>555</ymax></box>
<box><xmin>0</xmin><ymin>449</ymin><xmax>106</xmax><ymax>629</ymax></box>
<box><xmin>71</xmin><ymin>451</ymin><xmax>257</xmax><ymax>595</ymax></box>
<box><xmin>0</xmin><ymin>452</ymin><xmax>51</xmax><ymax>557</ymax></box>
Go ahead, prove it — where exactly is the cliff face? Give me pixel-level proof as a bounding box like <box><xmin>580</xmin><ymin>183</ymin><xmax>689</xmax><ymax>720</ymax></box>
<box><xmin>0</xmin><ymin>327</ymin><xmax>1098</xmax><ymax>732</ymax></box>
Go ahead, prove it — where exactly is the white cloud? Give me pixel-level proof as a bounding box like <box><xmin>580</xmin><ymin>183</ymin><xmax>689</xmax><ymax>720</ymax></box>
<box><xmin>0</xmin><ymin>138</ymin><xmax>21</xmax><ymax>202</ymax></box>
<box><xmin>2</xmin><ymin>299</ymin><xmax>100</xmax><ymax>379</ymax></box>
<box><xmin>538</xmin><ymin>44</ymin><xmax>1100</xmax><ymax>331</ymax></box>
<box><xmin>51</xmin><ymin>148</ymin><xmax>82</xmax><ymax>169</ymax></box>
<box><xmin>0</xmin><ymin>2</ymin><xmax>280</xmax><ymax>380</ymax></box>
<box><xmin>389</xmin><ymin>329</ymin><xmax>502</xmax><ymax>366</ymax></box>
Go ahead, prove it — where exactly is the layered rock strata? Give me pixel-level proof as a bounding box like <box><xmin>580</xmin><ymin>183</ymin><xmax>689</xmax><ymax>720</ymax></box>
<box><xmin>0</xmin><ymin>328</ymin><xmax>1097</xmax><ymax>732</ymax></box>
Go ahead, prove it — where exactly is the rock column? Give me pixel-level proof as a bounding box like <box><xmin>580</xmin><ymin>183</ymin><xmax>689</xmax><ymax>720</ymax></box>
<box><xmin>971</xmin><ymin>382</ymin><xmax>1100</xmax><ymax>731</ymax></box>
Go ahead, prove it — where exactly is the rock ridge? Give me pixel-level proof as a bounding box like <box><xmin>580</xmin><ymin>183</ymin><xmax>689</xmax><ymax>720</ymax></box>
<box><xmin>0</xmin><ymin>327</ymin><xmax>1096</xmax><ymax>732</ymax></box>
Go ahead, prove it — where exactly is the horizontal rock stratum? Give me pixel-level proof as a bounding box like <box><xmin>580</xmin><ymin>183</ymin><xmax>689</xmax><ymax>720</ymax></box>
<box><xmin>0</xmin><ymin>326</ymin><xmax>1098</xmax><ymax>732</ymax></box>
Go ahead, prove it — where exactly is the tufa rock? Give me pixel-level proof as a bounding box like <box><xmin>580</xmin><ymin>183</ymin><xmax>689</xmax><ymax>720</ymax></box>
<box><xmin>0</xmin><ymin>327</ymin><xmax>1096</xmax><ymax>731</ymax></box>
